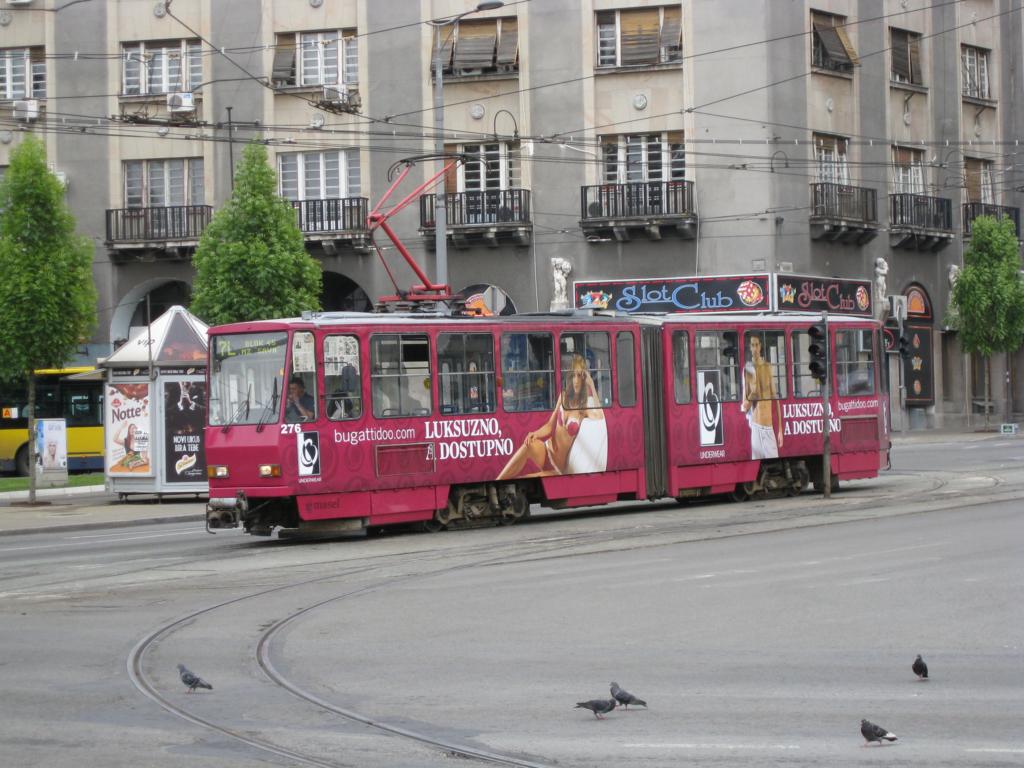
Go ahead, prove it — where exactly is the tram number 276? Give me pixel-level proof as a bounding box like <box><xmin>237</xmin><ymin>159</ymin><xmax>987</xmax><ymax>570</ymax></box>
<box><xmin>280</xmin><ymin>423</ymin><xmax>303</xmax><ymax>435</ymax></box>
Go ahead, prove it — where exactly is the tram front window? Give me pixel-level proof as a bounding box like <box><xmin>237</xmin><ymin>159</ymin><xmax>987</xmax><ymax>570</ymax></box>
<box><xmin>209</xmin><ymin>332</ymin><xmax>287</xmax><ymax>426</ymax></box>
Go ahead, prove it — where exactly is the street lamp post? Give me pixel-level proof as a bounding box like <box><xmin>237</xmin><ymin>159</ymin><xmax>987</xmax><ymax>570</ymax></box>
<box><xmin>429</xmin><ymin>1</ymin><xmax>504</xmax><ymax>299</ymax></box>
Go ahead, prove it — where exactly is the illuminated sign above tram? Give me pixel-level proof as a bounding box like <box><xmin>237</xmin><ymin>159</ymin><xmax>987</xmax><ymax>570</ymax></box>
<box><xmin>574</xmin><ymin>273</ymin><xmax>874</xmax><ymax>317</ymax></box>
<box><xmin>574</xmin><ymin>274</ymin><xmax>771</xmax><ymax>314</ymax></box>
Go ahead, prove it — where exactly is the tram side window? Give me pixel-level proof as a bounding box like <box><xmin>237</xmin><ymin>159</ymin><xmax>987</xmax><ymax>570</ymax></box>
<box><xmin>616</xmin><ymin>331</ymin><xmax>636</xmax><ymax>407</ymax></box>
<box><xmin>437</xmin><ymin>333</ymin><xmax>495</xmax><ymax>415</ymax></box>
<box><xmin>672</xmin><ymin>331</ymin><xmax>691</xmax><ymax>404</ymax></box>
<box><xmin>286</xmin><ymin>331</ymin><xmax>318</xmax><ymax>422</ymax></box>
<box><xmin>371</xmin><ymin>334</ymin><xmax>432</xmax><ymax>418</ymax></box>
<box><xmin>695</xmin><ymin>331</ymin><xmax>739</xmax><ymax>402</ymax></box>
<box><xmin>743</xmin><ymin>330</ymin><xmax>787</xmax><ymax>401</ymax></box>
<box><xmin>324</xmin><ymin>334</ymin><xmax>362</xmax><ymax>421</ymax></box>
<box><xmin>790</xmin><ymin>331</ymin><xmax>819</xmax><ymax>398</ymax></box>
<box><xmin>500</xmin><ymin>332</ymin><xmax>554</xmax><ymax>413</ymax></box>
<box><xmin>835</xmin><ymin>329</ymin><xmax>875</xmax><ymax>395</ymax></box>
<box><xmin>559</xmin><ymin>332</ymin><xmax>612</xmax><ymax>407</ymax></box>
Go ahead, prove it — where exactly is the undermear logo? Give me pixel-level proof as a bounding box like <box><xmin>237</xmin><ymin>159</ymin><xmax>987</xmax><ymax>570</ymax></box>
<box><xmin>298</xmin><ymin>431</ymin><xmax>320</xmax><ymax>476</ymax></box>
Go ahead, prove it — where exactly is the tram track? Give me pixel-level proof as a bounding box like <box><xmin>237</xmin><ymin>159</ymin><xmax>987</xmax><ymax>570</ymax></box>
<box><xmin>125</xmin><ymin>464</ymin><xmax>1024</xmax><ymax>768</ymax></box>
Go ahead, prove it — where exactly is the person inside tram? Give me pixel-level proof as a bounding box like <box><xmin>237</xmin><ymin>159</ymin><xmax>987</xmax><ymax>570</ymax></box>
<box><xmin>496</xmin><ymin>354</ymin><xmax>606</xmax><ymax>479</ymax></box>
<box><xmin>285</xmin><ymin>376</ymin><xmax>316</xmax><ymax>422</ymax></box>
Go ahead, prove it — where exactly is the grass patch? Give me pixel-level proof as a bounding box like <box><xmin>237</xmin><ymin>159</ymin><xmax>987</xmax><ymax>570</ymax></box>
<box><xmin>0</xmin><ymin>472</ymin><xmax>105</xmax><ymax>493</ymax></box>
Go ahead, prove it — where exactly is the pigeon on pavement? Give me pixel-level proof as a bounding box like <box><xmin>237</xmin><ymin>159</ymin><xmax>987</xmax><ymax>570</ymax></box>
<box><xmin>912</xmin><ymin>654</ymin><xmax>929</xmax><ymax>680</ymax></box>
<box><xmin>177</xmin><ymin>664</ymin><xmax>213</xmax><ymax>693</ymax></box>
<box><xmin>861</xmin><ymin>719</ymin><xmax>897</xmax><ymax>745</ymax></box>
<box><xmin>575</xmin><ymin>698</ymin><xmax>617</xmax><ymax>719</ymax></box>
<box><xmin>610</xmin><ymin>682</ymin><xmax>647</xmax><ymax>709</ymax></box>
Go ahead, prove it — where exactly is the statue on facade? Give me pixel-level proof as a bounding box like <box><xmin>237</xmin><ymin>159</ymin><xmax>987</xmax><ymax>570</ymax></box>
<box><xmin>947</xmin><ymin>263</ymin><xmax>961</xmax><ymax>290</ymax></box>
<box><xmin>550</xmin><ymin>257</ymin><xmax>572</xmax><ymax>311</ymax></box>
<box><xmin>873</xmin><ymin>257</ymin><xmax>889</xmax><ymax>316</ymax></box>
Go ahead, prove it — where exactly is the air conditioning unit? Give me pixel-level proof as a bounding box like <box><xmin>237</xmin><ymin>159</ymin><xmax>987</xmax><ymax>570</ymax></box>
<box><xmin>14</xmin><ymin>99</ymin><xmax>39</xmax><ymax>122</ymax></box>
<box><xmin>319</xmin><ymin>84</ymin><xmax>361</xmax><ymax>110</ymax></box>
<box><xmin>167</xmin><ymin>92</ymin><xmax>195</xmax><ymax>113</ymax></box>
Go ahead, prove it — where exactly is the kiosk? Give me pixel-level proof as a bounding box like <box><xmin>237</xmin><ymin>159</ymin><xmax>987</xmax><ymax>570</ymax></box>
<box><xmin>100</xmin><ymin>306</ymin><xmax>209</xmax><ymax>499</ymax></box>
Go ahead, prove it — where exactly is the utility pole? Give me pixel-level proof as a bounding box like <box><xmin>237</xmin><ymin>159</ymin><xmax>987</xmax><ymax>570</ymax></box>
<box><xmin>820</xmin><ymin>311</ymin><xmax>832</xmax><ymax>499</ymax></box>
<box><xmin>226</xmin><ymin>106</ymin><xmax>235</xmax><ymax>191</ymax></box>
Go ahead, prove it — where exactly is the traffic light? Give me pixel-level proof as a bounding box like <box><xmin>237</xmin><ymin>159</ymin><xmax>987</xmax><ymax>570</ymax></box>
<box><xmin>807</xmin><ymin>323</ymin><xmax>828</xmax><ymax>383</ymax></box>
<box><xmin>897</xmin><ymin>332</ymin><xmax>911</xmax><ymax>360</ymax></box>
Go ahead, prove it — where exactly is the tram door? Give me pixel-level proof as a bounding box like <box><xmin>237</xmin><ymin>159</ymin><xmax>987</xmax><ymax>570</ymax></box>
<box><xmin>639</xmin><ymin>324</ymin><xmax>667</xmax><ymax>498</ymax></box>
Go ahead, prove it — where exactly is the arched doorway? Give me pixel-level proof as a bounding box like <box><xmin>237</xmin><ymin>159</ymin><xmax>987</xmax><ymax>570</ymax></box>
<box><xmin>110</xmin><ymin>279</ymin><xmax>191</xmax><ymax>347</ymax></box>
<box><xmin>322</xmin><ymin>272</ymin><xmax>372</xmax><ymax>312</ymax></box>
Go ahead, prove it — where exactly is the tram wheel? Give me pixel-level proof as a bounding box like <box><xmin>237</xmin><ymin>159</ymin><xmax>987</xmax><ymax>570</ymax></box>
<box><xmin>788</xmin><ymin>466</ymin><xmax>810</xmax><ymax>497</ymax></box>
<box><xmin>419</xmin><ymin>518</ymin><xmax>445</xmax><ymax>533</ymax></box>
<box><xmin>729</xmin><ymin>486</ymin><xmax>749</xmax><ymax>503</ymax></box>
<box><xmin>499</xmin><ymin>489</ymin><xmax>530</xmax><ymax>525</ymax></box>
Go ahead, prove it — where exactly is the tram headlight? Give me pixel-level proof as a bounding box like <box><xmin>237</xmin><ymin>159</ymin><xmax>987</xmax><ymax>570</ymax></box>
<box><xmin>258</xmin><ymin>463</ymin><xmax>281</xmax><ymax>478</ymax></box>
<box><xmin>208</xmin><ymin>465</ymin><xmax>230</xmax><ymax>479</ymax></box>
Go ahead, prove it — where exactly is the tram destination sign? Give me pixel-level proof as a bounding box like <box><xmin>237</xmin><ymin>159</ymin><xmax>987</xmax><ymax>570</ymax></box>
<box><xmin>774</xmin><ymin>274</ymin><xmax>874</xmax><ymax>317</ymax></box>
<box><xmin>574</xmin><ymin>274</ymin><xmax>772</xmax><ymax>314</ymax></box>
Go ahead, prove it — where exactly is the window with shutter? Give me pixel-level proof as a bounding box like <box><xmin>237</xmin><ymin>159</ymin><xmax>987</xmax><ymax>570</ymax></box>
<box><xmin>285</xmin><ymin>30</ymin><xmax>357</xmax><ymax>88</ymax></box>
<box><xmin>620</xmin><ymin>8</ymin><xmax>661</xmax><ymax>65</ymax></box>
<box><xmin>596</xmin><ymin>7</ymin><xmax>681</xmax><ymax>69</ymax></box>
<box><xmin>964</xmin><ymin>158</ymin><xmax>995</xmax><ymax>204</ymax></box>
<box><xmin>891</xmin><ymin>28</ymin><xmax>923</xmax><ymax>85</ymax></box>
<box><xmin>453</xmin><ymin>20</ymin><xmax>497</xmax><ymax>74</ymax></box>
<box><xmin>961</xmin><ymin>45</ymin><xmax>990</xmax><ymax>99</ymax></box>
<box><xmin>811</xmin><ymin>11</ymin><xmax>855</xmax><ymax>73</ymax></box>
<box><xmin>272</xmin><ymin>38</ymin><xmax>297</xmax><ymax>86</ymax></box>
<box><xmin>814</xmin><ymin>133</ymin><xmax>849</xmax><ymax>184</ymax></box>
<box><xmin>891</xmin><ymin>146</ymin><xmax>924</xmax><ymax>194</ymax></box>
<box><xmin>496</xmin><ymin>18</ymin><xmax>518</xmax><ymax>71</ymax></box>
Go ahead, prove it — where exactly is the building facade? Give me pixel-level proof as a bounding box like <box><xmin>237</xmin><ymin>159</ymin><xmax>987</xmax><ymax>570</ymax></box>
<box><xmin>1</xmin><ymin>0</ymin><xmax>1021</xmax><ymax>427</ymax></box>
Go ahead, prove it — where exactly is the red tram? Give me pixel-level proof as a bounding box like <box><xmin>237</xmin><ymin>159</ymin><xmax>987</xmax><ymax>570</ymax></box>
<box><xmin>204</xmin><ymin>310</ymin><xmax>890</xmax><ymax>536</ymax></box>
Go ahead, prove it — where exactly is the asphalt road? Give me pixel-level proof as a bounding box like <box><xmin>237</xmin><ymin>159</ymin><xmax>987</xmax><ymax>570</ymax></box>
<box><xmin>1</xmin><ymin>435</ymin><xmax>1022</xmax><ymax>767</ymax></box>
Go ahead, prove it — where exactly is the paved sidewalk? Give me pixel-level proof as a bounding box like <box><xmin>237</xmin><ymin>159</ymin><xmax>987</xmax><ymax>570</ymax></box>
<box><xmin>0</xmin><ymin>487</ymin><xmax>205</xmax><ymax>536</ymax></box>
<box><xmin>0</xmin><ymin>428</ymin><xmax>1016</xmax><ymax>537</ymax></box>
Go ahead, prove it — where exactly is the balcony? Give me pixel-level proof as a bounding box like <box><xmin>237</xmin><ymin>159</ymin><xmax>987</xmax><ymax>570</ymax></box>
<box><xmin>105</xmin><ymin>205</ymin><xmax>212</xmax><ymax>259</ymax></box>
<box><xmin>888</xmin><ymin>193</ymin><xmax>954</xmax><ymax>251</ymax></box>
<box><xmin>420</xmin><ymin>189</ymin><xmax>532</xmax><ymax>248</ymax></box>
<box><xmin>580</xmin><ymin>181</ymin><xmax>696</xmax><ymax>242</ymax></box>
<box><xmin>809</xmin><ymin>183</ymin><xmax>879</xmax><ymax>244</ymax></box>
<box><xmin>962</xmin><ymin>203</ymin><xmax>1021</xmax><ymax>240</ymax></box>
<box><xmin>291</xmin><ymin>197</ymin><xmax>370</xmax><ymax>253</ymax></box>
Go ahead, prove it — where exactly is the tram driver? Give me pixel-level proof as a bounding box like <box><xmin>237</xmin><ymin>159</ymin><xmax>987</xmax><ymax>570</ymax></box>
<box><xmin>286</xmin><ymin>377</ymin><xmax>316</xmax><ymax>422</ymax></box>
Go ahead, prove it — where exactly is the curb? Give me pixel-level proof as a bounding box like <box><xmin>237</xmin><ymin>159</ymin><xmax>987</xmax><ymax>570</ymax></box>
<box><xmin>0</xmin><ymin>485</ymin><xmax>110</xmax><ymax>502</ymax></box>
<box><xmin>0</xmin><ymin>514</ymin><xmax>207</xmax><ymax>538</ymax></box>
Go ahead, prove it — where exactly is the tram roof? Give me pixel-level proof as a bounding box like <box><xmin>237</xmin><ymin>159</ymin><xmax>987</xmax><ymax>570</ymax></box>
<box><xmin>209</xmin><ymin>309</ymin><xmax>878</xmax><ymax>334</ymax></box>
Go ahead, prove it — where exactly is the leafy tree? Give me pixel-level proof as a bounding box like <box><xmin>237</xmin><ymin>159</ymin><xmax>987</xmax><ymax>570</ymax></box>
<box><xmin>950</xmin><ymin>215</ymin><xmax>1024</xmax><ymax>425</ymax></box>
<box><xmin>191</xmin><ymin>142</ymin><xmax>321</xmax><ymax>325</ymax></box>
<box><xmin>0</xmin><ymin>135</ymin><xmax>97</xmax><ymax>500</ymax></box>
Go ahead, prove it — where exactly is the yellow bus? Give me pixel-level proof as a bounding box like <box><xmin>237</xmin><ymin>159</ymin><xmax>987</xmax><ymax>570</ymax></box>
<box><xmin>0</xmin><ymin>368</ymin><xmax>104</xmax><ymax>476</ymax></box>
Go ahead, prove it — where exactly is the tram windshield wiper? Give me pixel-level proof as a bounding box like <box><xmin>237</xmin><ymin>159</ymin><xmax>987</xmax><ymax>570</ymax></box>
<box><xmin>255</xmin><ymin>378</ymin><xmax>280</xmax><ymax>433</ymax></box>
<box><xmin>220</xmin><ymin>384</ymin><xmax>253</xmax><ymax>433</ymax></box>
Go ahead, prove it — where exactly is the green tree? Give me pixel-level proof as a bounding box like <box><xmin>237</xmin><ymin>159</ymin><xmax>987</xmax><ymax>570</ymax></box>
<box><xmin>950</xmin><ymin>215</ymin><xmax>1024</xmax><ymax>425</ymax></box>
<box><xmin>191</xmin><ymin>142</ymin><xmax>321</xmax><ymax>325</ymax></box>
<box><xmin>0</xmin><ymin>135</ymin><xmax>97</xmax><ymax>501</ymax></box>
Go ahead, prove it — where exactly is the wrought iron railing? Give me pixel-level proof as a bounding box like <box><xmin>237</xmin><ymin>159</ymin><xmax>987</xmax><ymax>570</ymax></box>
<box><xmin>889</xmin><ymin>193</ymin><xmax>953</xmax><ymax>231</ymax></box>
<box><xmin>962</xmin><ymin>202</ymin><xmax>1021</xmax><ymax>239</ymax></box>
<box><xmin>420</xmin><ymin>189</ymin><xmax>531</xmax><ymax>228</ymax></box>
<box><xmin>291</xmin><ymin>197</ymin><xmax>368</xmax><ymax>234</ymax></box>
<box><xmin>106</xmin><ymin>205</ymin><xmax>212</xmax><ymax>243</ymax></box>
<box><xmin>810</xmin><ymin>183</ymin><xmax>878</xmax><ymax>225</ymax></box>
<box><xmin>581</xmin><ymin>180</ymin><xmax>695</xmax><ymax>219</ymax></box>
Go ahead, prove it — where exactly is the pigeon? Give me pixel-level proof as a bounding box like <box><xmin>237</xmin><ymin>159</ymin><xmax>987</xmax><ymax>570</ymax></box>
<box><xmin>177</xmin><ymin>664</ymin><xmax>213</xmax><ymax>693</ymax></box>
<box><xmin>912</xmin><ymin>654</ymin><xmax>929</xmax><ymax>680</ymax></box>
<box><xmin>575</xmin><ymin>698</ymin><xmax>617</xmax><ymax>719</ymax></box>
<box><xmin>861</xmin><ymin>719</ymin><xmax>897</xmax><ymax>745</ymax></box>
<box><xmin>610</xmin><ymin>682</ymin><xmax>647</xmax><ymax>709</ymax></box>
